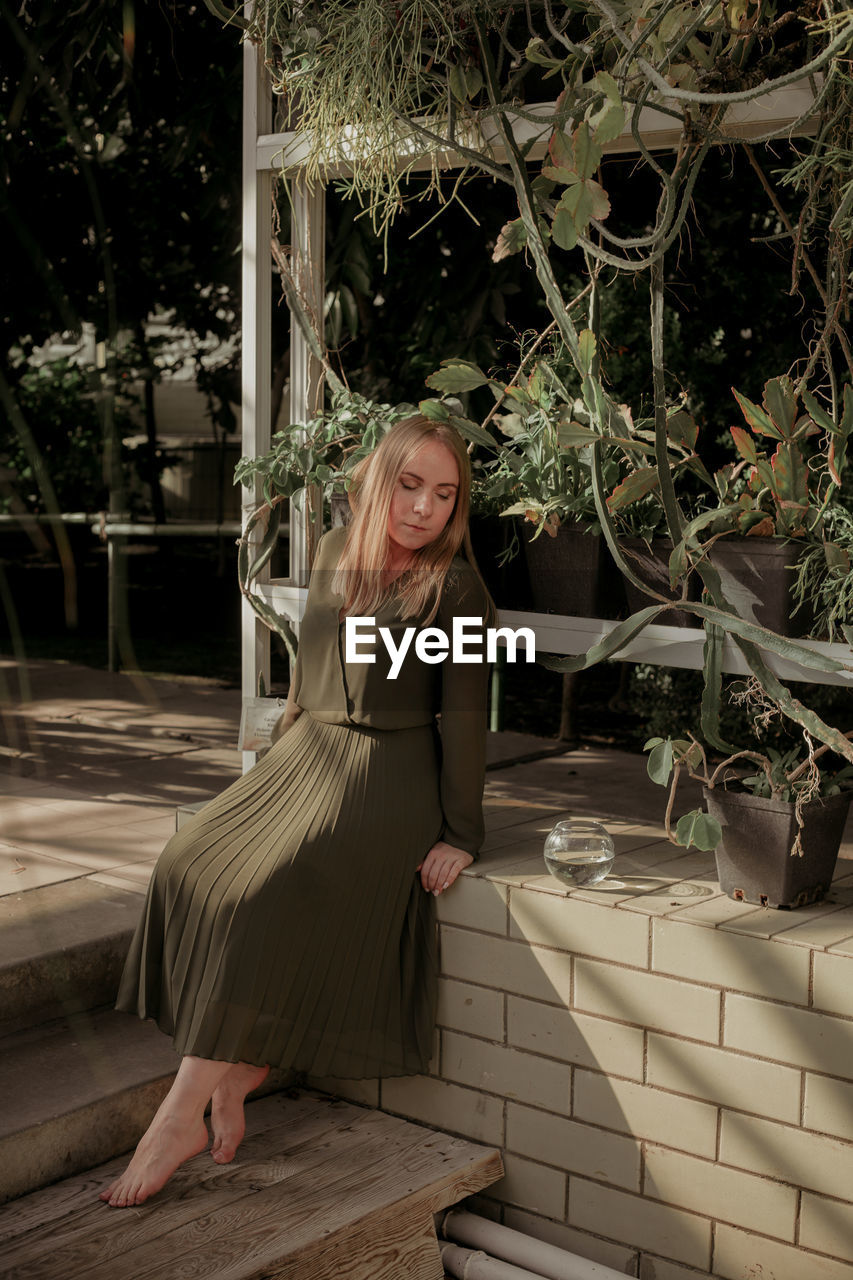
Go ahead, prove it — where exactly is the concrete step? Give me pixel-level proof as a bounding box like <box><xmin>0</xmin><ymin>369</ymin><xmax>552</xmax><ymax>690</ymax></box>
<box><xmin>0</xmin><ymin>1006</ymin><xmax>179</xmax><ymax>1205</ymax></box>
<box><xmin>0</xmin><ymin>879</ymin><xmax>142</xmax><ymax>1035</ymax></box>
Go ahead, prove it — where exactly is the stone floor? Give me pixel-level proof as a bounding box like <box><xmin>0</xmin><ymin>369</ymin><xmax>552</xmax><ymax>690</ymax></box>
<box><xmin>0</xmin><ymin>655</ymin><xmax>849</xmax><ymax>906</ymax></box>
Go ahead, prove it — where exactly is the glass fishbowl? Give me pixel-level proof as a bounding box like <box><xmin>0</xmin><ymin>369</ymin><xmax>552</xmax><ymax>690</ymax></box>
<box><xmin>543</xmin><ymin>819</ymin><xmax>615</xmax><ymax>889</ymax></box>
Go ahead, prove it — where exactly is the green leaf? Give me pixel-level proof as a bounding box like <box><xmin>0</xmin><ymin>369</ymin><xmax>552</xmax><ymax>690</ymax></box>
<box><xmin>449</xmin><ymin>63</ymin><xmax>468</xmax><ymax>102</ymax></box>
<box><xmin>592</xmin><ymin>70</ymin><xmax>621</xmax><ymax>104</ymax></box>
<box><xmin>801</xmin><ymin>390</ymin><xmax>835</xmax><ymax>434</ymax></box>
<box><xmin>542</xmin><ymin>165</ymin><xmax>579</xmax><ymax>185</ymax></box>
<box><xmin>669</xmin><ymin>504</ymin><xmax>742</xmax><ymax>579</ymax></box>
<box><xmin>448</xmin><ymin>414</ymin><xmax>498</xmax><ymax>449</ymax></box>
<box><xmin>425</xmin><ymin>364</ymin><xmax>489</xmax><ymax>394</ymax></box>
<box><xmin>538</xmin><ymin>604</ymin><xmax>666</xmax><ymax>673</ymax></box>
<box><xmin>732</xmin><ymin>387</ymin><xmax>782</xmax><ymax>440</ymax></box>
<box><xmin>667</xmin><ymin>409</ymin><xmax>698</xmax><ymax>450</ymax></box>
<box><xmin>646</xmin><ymin>737</ymin><xmax>674</xmax><ymax>786</ymax></box>
<box><xmin>493</xmin><ymin>218</ymin><xmax>528</xmax><ymax>262</ymax></box>
<box><xmin>770</xmin><ymin>442</ymin><xmax>809</xmax><ymax>505</ymax></box>
<box><xmin>552</xmin><ymin>206</ymin><xmax>579</xmax><ymax>251</ymax></box>
<box><xmin>531</xmin><ymin>174</ymin><xmax>557</xmax><ymax>200</ymax></box>
<box><xmin>559</xmin><ymin>179</ymin><xmax>609</xmax><ymax>230</ymax></box>
<box><xmin>573</xmin><ymin>123</ymin><xmax>603</xmax><ymax>179</ymax></box>
<box><xmin>682</xmin><ymin>602</ymin><xmax>852</xmax><ymax>675</ymax></box>
<box><xmin>525</xmin><ymin>37</ymin><xmax>563</xmax><ymax>69</ymax></box>
<box><xmin>465</xmin><ymin>66</ymin><xmax>483</xmax><ymax>98</ymax></box>
<box><xmin>607</xmin><ymin>467</ymin><xmax>660</xmax><ymax>512</ymax></box>
<box><xmin>418</xmin><ymin>398</ymin><xmax>450</xmax><ymax>421</ymax></box>
<box><xmin>500</xmin><ymin>501</ymin><xmax>539</xmax><ymax>518</ymax></box>
<box><xmin>701</xmin><ymin>621</ymin><xmax>735</xmax><ymax>752</ymax></box>
<box><xmin>581</xmin><ymin>373</ymin><xmax>608</xmax><ymax>431</ymax></box>
<box><xmin>548</xmin><ymin>128</ymin><xmax>574</xmax><ymax>170</ymax></box>
<box><xmin>577</xmin><ymin>328</ymin><xmax>596</xmax><ymax>375</ymax></box>
<box><xmin>590</xmin><ymin>100</ymin><xmax>625</xmax><ymax>145</ymax></box>
<box><xmin>763</xmin><ymin>376</ymin><xmax>798</xmax><ymax>440</ymax></box>
<box><xmin>730</xmin><ymin>426</ymin><xmax>757</xmax><ymax>464</ymax></box>
<box><xmin>241</xmin><ymin>502</ymin><xmax>282</xmax><ymax>584</ymax></box>
<box><xmin>557</xmin><ymin>421</ymin><xmax>599</xmax><ymax>448</ymax></box>
<box><xmin>245</xmin><ymin>593</ymin><xmax>299</xmax><ymax>665</ymax></box>
<box><xmin>675</xmin><ymin>810</ymin><xmax>722</xmax><ymax>851</ymax></box>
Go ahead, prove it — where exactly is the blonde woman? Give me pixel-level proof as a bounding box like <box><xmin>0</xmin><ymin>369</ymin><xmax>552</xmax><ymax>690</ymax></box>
<box><xmin>102</xmin><ymin>416</ymin><xmax>492</xmax><ymax>1207</ymax></box>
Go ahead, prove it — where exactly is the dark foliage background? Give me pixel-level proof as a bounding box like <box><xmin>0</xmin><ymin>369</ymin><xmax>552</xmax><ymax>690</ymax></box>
<box><xmin>1</xmin><ymin>2</ymin><xmax>841</xmax><ymax>745</ymax></box>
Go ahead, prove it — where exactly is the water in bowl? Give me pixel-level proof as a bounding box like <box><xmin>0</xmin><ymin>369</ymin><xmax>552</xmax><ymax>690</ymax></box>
<box><xmin>543</xmin><ymin>820</ymin><xmax>615</xmax><ymax>888</ymax></box>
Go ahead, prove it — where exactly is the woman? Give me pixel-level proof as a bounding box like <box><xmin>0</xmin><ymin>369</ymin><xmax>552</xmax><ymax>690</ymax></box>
<box><xmin>102</xmin><ymin>415</ymin><xmax>492</xmax><ymax>1207</ymax></box>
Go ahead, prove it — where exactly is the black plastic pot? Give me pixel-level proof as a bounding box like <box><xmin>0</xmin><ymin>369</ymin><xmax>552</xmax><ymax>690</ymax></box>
<box><xmin>703</xmin><ymin>785</ymin><xmax>852</xmax><ymax>909</ymax></box>
<box><xmin>329</xmin><ymin>492</ymin><xmax>352</xmax><ymax>528</ymax></box>
<box><xmin>522</xmin><ymin>521</ymin><xmax>624</xmax><ymax>619</ymax></box>
<box><xmin>619</xmin><ymin>538</ymin><xmax>697</xmax><ymax>627</ymax></box>
<box><xmin>707</xmin><ymin>537</ymin><xmax>813</xmax><ymax>637</ymax></box>
<box><xmin>469</xmin><ymin>516</ymin><xmax>533</xmax><ymax>610</ymax></box>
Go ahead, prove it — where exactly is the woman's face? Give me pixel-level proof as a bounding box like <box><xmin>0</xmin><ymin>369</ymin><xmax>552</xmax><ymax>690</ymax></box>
<box><xmin>387</xmin><ymin>438</ymin><xmax>459</xmax><ymax>560</ymax></box>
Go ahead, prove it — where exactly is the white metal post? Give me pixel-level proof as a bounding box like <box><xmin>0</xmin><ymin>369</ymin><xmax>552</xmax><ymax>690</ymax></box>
<box><xmin>241</xmin><ymin>22</ymin><xmax>273</xmax><ymax>770</ymax></box>
<box><xmin>288</xmin><ymin>180</ymin><xmax>326</xmax><ymax>583</ymax></box>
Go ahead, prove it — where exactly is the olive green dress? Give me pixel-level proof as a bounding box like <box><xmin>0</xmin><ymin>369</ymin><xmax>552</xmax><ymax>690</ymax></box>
<box><xmin>116</xmin><ymin>528</ymin><xmax>489</xmax><ymax>1079</ymax></box>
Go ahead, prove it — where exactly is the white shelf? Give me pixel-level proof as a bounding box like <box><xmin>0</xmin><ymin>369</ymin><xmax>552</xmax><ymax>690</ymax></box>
<box><xmin>254</xmin><ymin>582</ymin><xmax>853</xmax><ymax>688</ymax></box>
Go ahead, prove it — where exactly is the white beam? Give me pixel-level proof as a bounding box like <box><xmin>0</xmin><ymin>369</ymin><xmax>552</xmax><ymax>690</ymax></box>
<box><xmin>256</xmin><ymin>82</ymin><xmax>818</xmax><ymax>176</ymax></box>
<box><xmin>241</xmin><ymin>9</ymin><xmax>274</xmax><ymax>769</ymax></box>
<box><xmin>288</xmin><ymin>181</ymin><xmax>326</xmax><ymax>585</ymax></box>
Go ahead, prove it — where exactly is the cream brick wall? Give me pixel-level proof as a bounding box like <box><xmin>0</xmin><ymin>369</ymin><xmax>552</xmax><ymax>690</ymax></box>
<box><xmin>358</xmin><ymin>864</ymin><xmax>853</xmax><ymax>1279</ymax></box>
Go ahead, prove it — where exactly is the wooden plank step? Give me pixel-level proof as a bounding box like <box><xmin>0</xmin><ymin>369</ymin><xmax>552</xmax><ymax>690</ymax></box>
<box><xmin>1</xmin><ymin>1088</ymin><xmax>504</xmax><ymax>1280</ymax></box>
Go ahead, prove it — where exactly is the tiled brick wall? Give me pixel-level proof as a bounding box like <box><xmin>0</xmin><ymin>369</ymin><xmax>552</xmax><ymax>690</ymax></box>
<box><xmin>311</xmin><ymin>862</ymin><xmax>853</xmax><ymax>1279</ymax></box>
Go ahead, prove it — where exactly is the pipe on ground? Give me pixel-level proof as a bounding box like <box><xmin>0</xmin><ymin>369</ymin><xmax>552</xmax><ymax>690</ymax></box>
<box><xmin>440</xmin><ymin>1210</ymin><xmax>629</xmax><ymax>1280</ymax></box>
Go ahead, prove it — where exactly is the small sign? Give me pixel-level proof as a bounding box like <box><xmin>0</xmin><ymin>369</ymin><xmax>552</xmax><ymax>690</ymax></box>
<box><xmin>238</xmin><ymin>696</ymin><xmax>288</xmax><ymax>751</ymax></box>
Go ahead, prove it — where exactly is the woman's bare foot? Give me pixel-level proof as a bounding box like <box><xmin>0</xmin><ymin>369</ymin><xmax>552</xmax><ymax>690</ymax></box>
<box><xmin>99</xmin><ymin>1112</ymin><xmax>209</xmax><ymax>1207</ymax></box>
<box><xmin>209</xmin><ymin>1062</ymin><xmax>270</xmax><ymax>1165</ymax></box>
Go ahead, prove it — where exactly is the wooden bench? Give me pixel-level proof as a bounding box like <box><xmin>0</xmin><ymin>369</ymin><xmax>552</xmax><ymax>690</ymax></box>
<box><xmin>0</xmin><ymin>1089</ymin><xmax>504</xmax><ymax>1279</ymax></box>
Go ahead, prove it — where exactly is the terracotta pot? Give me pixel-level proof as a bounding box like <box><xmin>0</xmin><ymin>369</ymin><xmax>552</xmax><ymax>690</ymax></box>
<box><xmin>522</xmin><ymin>521</ymin><xmax>624</xmax><ymax>619</ymax></box>
<box><xmin>619</xmin><ymin>538</ymin><xmax>697</xmax><ymax>627</ymax></box>
<box><xmin>707</xmin><ymin>537</ymin><xmax>813</xmax><ymax>637</ymax></box>
<box><xmin>703</xmin><ymin>785</ymin><xmax>851</xmax><ymax>909</ymax></box>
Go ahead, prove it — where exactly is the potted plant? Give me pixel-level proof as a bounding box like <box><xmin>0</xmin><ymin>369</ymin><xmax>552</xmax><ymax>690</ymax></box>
<box><xmin>645</xmin><ymin>684</ymin><xmax>853</xmax><ymax>909</ymax></box>
<box><xmin>424</xmin><ymin>348</ymin><xmax>621</xmax><ymax>616</ymax></box>
<box><xmin>427</xmin><ymin>343</ymin><xmax>702</xmax><ymax>618</ymax></box>
<box><xmin>669</xmin><ymin>377</ymin><xmax>851</xmax><ymax>638</ymax></box>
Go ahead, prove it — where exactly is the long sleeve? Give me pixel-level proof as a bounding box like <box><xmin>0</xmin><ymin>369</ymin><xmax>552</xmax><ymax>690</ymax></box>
<box><xmin>435</xmin><ymin>562</ymin><xmax>490</xmax><ymax>858</ymax></box>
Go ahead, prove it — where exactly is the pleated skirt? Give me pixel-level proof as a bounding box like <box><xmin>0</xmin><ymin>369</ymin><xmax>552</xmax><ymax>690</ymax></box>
<box><xmin>116</xmin><ymin>712</ymin><xmax>443</xmax><ymax>1079</ymax></box>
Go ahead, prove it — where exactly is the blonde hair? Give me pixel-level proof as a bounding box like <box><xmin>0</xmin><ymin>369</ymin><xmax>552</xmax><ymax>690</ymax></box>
<box><xmin>332</xmin><ymin>415</ymin><xmax>489</xmax><ymax>624</ymax></box>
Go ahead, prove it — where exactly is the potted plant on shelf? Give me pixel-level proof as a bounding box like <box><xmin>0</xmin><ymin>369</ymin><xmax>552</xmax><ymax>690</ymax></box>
<box><xmin>668</xmin><ymin>377</ymin><xmax>851</xmax><ymax>638</ymax></box>
<box><xmin>426</xmin><ymin>343</ymin><xmax>702</xmax><ymax>619</ymax></box>
<box><xmin>645</xmin><ymin>680</ymin><xmax>853</xmax><ymax>909</ymax></box>
<box><xmin>425</xmin><ymin>347</ymin><xmax>621</xmax><ymax>616</ymax></box>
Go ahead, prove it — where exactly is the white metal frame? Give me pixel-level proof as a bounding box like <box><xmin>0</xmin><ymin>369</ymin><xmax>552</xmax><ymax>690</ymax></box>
<box><xmin>240</xmin><ymin>43</ymin><xmax>849</xmax><ymax>767</ymax></box>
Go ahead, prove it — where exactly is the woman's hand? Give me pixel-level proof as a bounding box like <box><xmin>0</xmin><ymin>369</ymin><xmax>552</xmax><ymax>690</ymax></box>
<box><xmin>417</xmin><ymin>841</ymin><xmax>474</xmax><ymax>895</ymax></box>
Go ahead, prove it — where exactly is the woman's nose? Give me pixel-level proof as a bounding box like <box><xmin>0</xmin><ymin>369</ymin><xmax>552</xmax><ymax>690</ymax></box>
<box><xmin>413</xmin><ymin>490</ymin><xmax>432</xmax><ymax>515</ymax></box>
